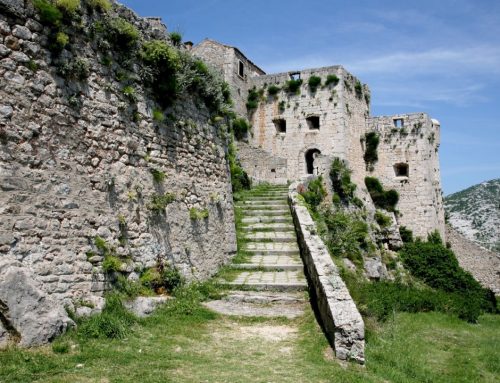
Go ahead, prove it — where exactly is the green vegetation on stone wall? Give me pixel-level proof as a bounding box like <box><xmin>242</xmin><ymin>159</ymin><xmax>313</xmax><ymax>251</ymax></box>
<box><xmin>363</xmin><ymin>131</ymin><xmax>379</xmax><ymax>170</ymax></box>
<box><xmin>329</xmin><ymin>157</ymin><xmax>357</xmax><ymax>204</ymax></box>
<box><xmin>284</xmin><ymin>78</ymin><xmax>303</xmax><ymax>95</ymax></box>
<box><xmin>365</xmin><ymin>177</ymin><xmax>399</xmax><ymax>212</ymax></box>
<box><xmin>308</xmin><ymin>75</ymin><xmax>322</xmax><ymax>92</ymax></box>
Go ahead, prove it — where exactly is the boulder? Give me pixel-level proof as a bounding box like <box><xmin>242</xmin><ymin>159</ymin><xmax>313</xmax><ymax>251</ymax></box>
<box><xmin>0</xmin><ymin>259</ymin><xmax>74</xmax><ymax>347</ymax></box>
<box><xmin>124</xmin><ymin>296</ymin><xmax>170</xmax><ymax>318</ymax></box>
<box><xmin>0</xmin><ymin>0</ymin><xmax>25</xmax><ymax>17</ymax></box>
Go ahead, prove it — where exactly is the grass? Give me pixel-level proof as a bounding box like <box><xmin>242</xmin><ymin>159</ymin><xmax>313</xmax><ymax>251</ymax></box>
<box><xmin>1</xmin><ymin>290</ymin><xmax>497</xmax><ymax>383</ymax></box>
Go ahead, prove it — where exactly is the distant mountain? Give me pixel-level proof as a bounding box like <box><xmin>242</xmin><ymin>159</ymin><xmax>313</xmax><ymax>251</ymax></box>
<box><xmin>444</xmin><ymin>178</ymin><xmax>500</xmax><ymax>253</ymax></box>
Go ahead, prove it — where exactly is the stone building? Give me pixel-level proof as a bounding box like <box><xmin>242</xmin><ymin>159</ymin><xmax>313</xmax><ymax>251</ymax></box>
<box><xmin>192</xmin><ymin>39</ymin><xmax>445</xmax><ymax>239</ymax></box>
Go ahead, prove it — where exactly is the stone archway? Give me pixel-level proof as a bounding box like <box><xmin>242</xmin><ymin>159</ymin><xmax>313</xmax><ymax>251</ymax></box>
<box><xmin>305</xmin><ymin>148</ymin><xmax>321</xmax><ymax>175</ymax></box>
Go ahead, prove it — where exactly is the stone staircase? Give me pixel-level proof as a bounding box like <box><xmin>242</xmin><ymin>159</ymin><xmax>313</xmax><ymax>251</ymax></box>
<box><xmin>205</xmin><ymin>185</ymin><xmax>307</xmax><ymax>318</ymax></box>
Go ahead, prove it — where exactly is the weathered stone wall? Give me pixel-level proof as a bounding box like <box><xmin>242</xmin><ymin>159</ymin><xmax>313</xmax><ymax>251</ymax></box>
<box><xmin>289</xmin><ymin>182</ymin><xmax>365</xmax><ymax>364</ymax></box>
<box><xmin>446</xmin><ymin>225</ymin><xmax>500</xmax><ymax>295</ymax></box>
<box><xmin>192</xmin><ymin>39</ymin><xmax>264</xmax><ymax>117</ymax></box>
<box><xmin>0</xmin><ymin>1</ymin><xmax>236</xmax><ymax>305</ymax></box>
<box><xmin>237</xmin><ymin>141</ymin><xmax>288</xmax><ymax>184</ymax></box>
<box><xmin>246</xmin><ymin>66</ymin><xmax>370</xmax><ymax>181</ymax></box>
<box><xmin>366</xmin><ymin>114</ymin><xmax>445</xmax><ymax>239</ymax></box>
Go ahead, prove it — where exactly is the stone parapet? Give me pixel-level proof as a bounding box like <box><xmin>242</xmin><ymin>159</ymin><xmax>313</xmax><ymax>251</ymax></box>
<box><xmin>288</xmin><ymin>182</ymin><xmax>365</xmax><ymax>364</ymax></box>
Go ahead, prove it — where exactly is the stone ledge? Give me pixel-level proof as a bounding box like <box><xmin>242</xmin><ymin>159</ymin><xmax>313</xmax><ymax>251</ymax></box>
<box><xmin>288</xmin><ymin>182</ymin><xmax>365</xmax><ymax>364</ymax></box>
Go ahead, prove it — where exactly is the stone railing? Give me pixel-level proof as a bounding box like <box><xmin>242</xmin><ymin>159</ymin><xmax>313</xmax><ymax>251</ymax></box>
<box><xmin>288</xmin><ymin>182</ymin><xmax>365</xmax><ymax>364</ymax></box>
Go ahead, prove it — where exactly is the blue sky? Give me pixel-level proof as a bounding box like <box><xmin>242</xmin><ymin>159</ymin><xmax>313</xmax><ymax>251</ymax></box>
<box><xmin>120</xmin><ymin>0</ymin><xmax>500</xmax><ymax>194</ymax></box>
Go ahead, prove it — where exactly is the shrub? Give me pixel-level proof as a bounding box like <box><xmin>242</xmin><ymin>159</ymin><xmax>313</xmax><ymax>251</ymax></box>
<box><xmin>329</xmin><ymin>157</ymin><xmax>356</xmax><ymax>203</ymax></box>
<box><xmin>399</xmin><ymin>226</ymin><xmax>413</xmax><ymax>243</ymax></box>
<box><xmin>122</xmin><ymin>85</ymin><xmax>137</xmax><ymax>101</ymax></box>
<box><xmin>375</xmin><ymin>210</ymin><xmax>391</xmax><ymax>228</ymax></box>
<box><xmin>140</xmin><ymin>266</ymin><xmax>183</xmax><ymax>293</ymax></box>
<box><xmin>152</xmin><ymin>108</ymin><xmax>165</xmax><ymax>122</ymax></box>
<box><xmin>363</xmin><ymin>131</ymin><xmax>379</xmax><ymax>168</ymax></box>
<box><xmin>365</xmin><ymin>177</ymin><xmax>399</xmax><ymax>211</ymax></box>
<box><xmin>323</xmin><ymin>210</ymin><xmax>369</xmax><ymax>266</ymax></box>
<box><xmin>300</xmin><ymin>177</ymin><xmax>326</xmax><ymax>209</ymax></box>
<box><xmin>78</xmin><ymin>293</ymin><xmax>136</xmax><ymax>339</ymax></box>
<box><xmin>102</xmin><ymin>255</ymin><xmax>122</xmax><ymax>272</ymax></box>
<box><xmin>87</xmin><ymin>0</ymin><xmax>111</xmax><ymax>11</ymax></box>
<box><xmin>308</xmin><ymin>75</ymin><xmax>322</xmax><ymax>92</ymax></box>
<box><xmin>108</xmin><ymin>17</ymin><xmax>140</xmax><ymax>50</ymax></box>
<box><xmin>325</xmin><ymin>74</ymin><xmax>339</xmax><ymax>86</ymax></box>
<box><xmin>399</xmin><ymin>239</ymin><xmax>497</xmax><ymax>321</ymax></box>
<box><xmin>169</xmin><ymin>31</ymin><xmax>182</xmax><ymax>46</ymax></box>
<box><xmin>33</xmin><ymin>0</ymin><xmax>63</xmax><ymax>27</ymax></box>
<box><xmin>232</xmin><ymin>118</ymin><xmax>250</xmax><ymax>140</ymax></box>
<box><xmin>284</xmin><ymin>78</ymin><xmax>303</xmax><ymax>94</ymax></box>
<box><xmin>148</xmin><ymin>193</ymin><xmax>176</xmax><ymax>211</ymax></box>
<box><xmin>190</xmin><ymin>207</ymin><xmax>209</xmax><ymax>220</ymax></box>
<box><xmin>267</xmin><ymin>84</ymin><xmax>280</xmax><ymax>96</ymax></box>
<box><xmin>51</xmin><ymin>31</ymin><xmax>69</xmax><ymax>52</ymax></box>
<box><xmin>57</xmin><ymin>58</ymin><xmax>90</xmax><ymax>80</ymax></box>
<box><xmin>141</xmin><ymin>40</ymin><xmax>180</xmax><ymax>106</ymax></box>
<box><xmin>150</xmin><ymin>168</ymin><xmax>166</xmax><ymax>183</ymax></box>
<box><xmin>246</xmin><ymin>87</ymin><xmax>260</xmax><ymax>110</ymax></box>
<box><xmin>354</xmin><ymin>80</ymin><xmax>363</xmax><ymax>98</ymax></box>
<box><xmin>228</xmin><ymin>140</ymin><xmax>251</xmax><ymax>193</ymax></box>
<box><xmin>55</xmin><ymin>0</ymin><xmax>80</xmax><ymax>16</ymax></box>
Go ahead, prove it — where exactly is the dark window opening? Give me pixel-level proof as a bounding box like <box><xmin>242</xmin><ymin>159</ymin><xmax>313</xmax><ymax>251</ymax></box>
<box><xmin>305</xmin><ymin>148</ymin><xmax>321</xmax><ymax>175</ymax></box>
<box><xmin>290</xmin><ymin>72</ymin><xmax>301</xmax><ymax>81</ymax></box>
<box><xmin>394</xmin><ymin>119</ymin><xmax>404</xmax><ymax>128</ymax></box>
<box><xmin>238</xmin><ymin>60</ymin><xmax>244</xmax><ymax>77</ymax></box>
<box><xmin>394</xmin><ymin>163</ymin><xmax>409</xmax><ymax>177</ymax></box>
<box><xmin>306</xmin><ymin>116</ymin><xmax>320</xmax><ymax>130</ymax></box>
<box><xmin>271</xmin><ymin>169</ymin><xmax>276</xmax><ymax>173</ymax></box>
<box><xmin>273</xmin><ymin>119</ymin><xmax>286</xmax><ymax>133</ymax></box>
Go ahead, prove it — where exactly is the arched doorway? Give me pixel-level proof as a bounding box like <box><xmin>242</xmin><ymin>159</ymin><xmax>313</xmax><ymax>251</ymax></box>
<box><xmin>305</xmin><ymin>148</ymin><xmax>321</xmax><ymax>175</ymax></box>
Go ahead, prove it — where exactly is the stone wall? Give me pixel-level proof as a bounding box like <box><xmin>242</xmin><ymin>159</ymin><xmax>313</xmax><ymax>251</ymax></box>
<box><xmin>289</xmin><ymin>182</ymin><xmax>365</xmax><ymax>364</ymax></box>
<box><xmin>0</xmin><ymin>0</ymin><xmax>236</xmax><ymax>305</ymax></box>
<box><xmin>192</xmin><ymin>39</ymin><xmax>264</xmax><ymax>117</ymax></box>
<box><xmin>366</xmin><ymin>114</ymin><xmax>445</xmax><ymax>239</ymax></box>
<box><xmin>237</xmin><ymin>141</ymin><xmax>288</xmax><ymax>184</ymax></box>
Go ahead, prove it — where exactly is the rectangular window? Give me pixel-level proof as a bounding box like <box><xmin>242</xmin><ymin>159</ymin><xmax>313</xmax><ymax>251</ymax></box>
<box><xmin>306</xmin><ymin>116</ymin><xmax>320</xmax><ymax>130</ymax></box>
<box><xmin>238</xmin><ymin>60</ymin><xmax>244</xmax><ymax>77</ymax></box>
<box><xmin>394</xmin><ymin>119</ymin><xmax>404</xmax><ymax>128</ymax></box>
<box><xmin>273</xmin><ymin>119</ymin><xmax>286</xmax><ymax>133</ymax></box>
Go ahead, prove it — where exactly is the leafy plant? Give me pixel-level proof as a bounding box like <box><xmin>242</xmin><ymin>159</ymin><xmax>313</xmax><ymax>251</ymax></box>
<box><xmin>55</xmin><ymin>0</ymin><xmax>80</xmax><ymax>16</ymax></box>
<box><xmin>33</xmin><ymin>0</ymin><xmax>63</xmax><ymax>27</ymax></box>
<box><xmin>169</xmin><ymin>31</ymin><xmax>182</xmax><ymax>46</ymax></box>
<box><xmin>363</xmin><ymin>131</ymin><xmax>379</xmax><ymax>169</ymax></box>
<box><xmin>190</xmin><ymin>207</ymin><xmax>209</xmax><ymax>220</ymax></box>
<box><xmin>228</xmin><ymin>139</ymin><xmax>251</xmax><ymax>193</ymax></box>
<box><xmin>52</xmin><ymin>341</ymin><xmax>70</xmax><ymax>354</ymax></box>
<box><xmin>375</xmin><ymin>210</ymin><xmax>391</xmax><ymax>228</ymax></box>
<box><xmin>107</xmin><ymin>17</ymin><xmax>140</xmax><ymax>51</ymax></box>
<box><xmin>267</xmin><ymin>84</ymin><xmax>280</xmax><ymax>96</ymax></box>
<box><xmin>87</xmin><ymin>0</ymin><xmax>111</xmax><ymax>11</ymax></box>
<box><xmin>232</xmin><ymin>117</ymin><xmax>250</xmax><ymax>140</ymax></box>
<box><xmin>278</xmin><ymin>101</ymin><xmax>286</xmax><ymax>113</ymax></box>
<box><xmin>122</xmin><ymin>85</ymin><xmax>137</xmax><ymax>101</ymax></box>
<box><xmin>329</xmin><ymin>157</ymin><xmax>356</xmax><ymax>203</ymax></box>
<box><xmin>399</xmin><ymin>226</ymin><xmax>413</xmax><ymax>243</ymax></box>
<box><xmin>325</xmin><ymin>74</ymin><xmax>339</xmax><ymax>86</ymax></box>
<box><xmin>308</xmin><ymin>75</ymin><xmax>322</xmax><ymax>92</ymax></box>
<box><xmin>246</xmin><ymin>87</ymin><xmax>260</xmax><ymax>110</ymax></box>
<box><xmin>354</xmin><ymin>80</ymin><xmax>363</xmax><ymax>98</ymax></box>
<box><xmin>150</xmin><ymin>168</ymin><xmax>166</xmax><ymax>183</ymax></box>
<box><xmin>102</xmin><ymin>255</ymin><xmax>122</xmax><ymax>273</ymax></box>
<box><xmin>300</xmin><ymin>177</ymin><xmax>326</xmax><ymax>210</ymax></box>
<box><xmin>152</xmin><ymin>108</ymin><xmax>165</xmax><ymax>122</ymax></box>
<box><xmin>148</xmin><ymin>193</ymin><xmax>176</xmax><ymax>211</ymax></box>
<box><xmin>365</xmin><ymin>177</ymin><xmax>399</xmax><ymax>212</ymax></box>
<box><xmin>51</xmin><ymin>31</ymin><xmax>69</xmax><ymax>52</ymax></box>
<box><xmin>57</xmin><ymin>58</ymin><xmax>90</xmax><ymax>80</ymax></box>
<box><xmin>140</xmin><ymin>266</ymin><xmax>183</xmax><ymax>293</ymax></box>
<box><xmin>141</xmin><ymin>40</ymin><xmax>180</xmax><ymax>106</ymax></box>
<box><xmin>284</xmin><ymin>78</ymin><xmax>303</xmax><ymax>94</ymax></box>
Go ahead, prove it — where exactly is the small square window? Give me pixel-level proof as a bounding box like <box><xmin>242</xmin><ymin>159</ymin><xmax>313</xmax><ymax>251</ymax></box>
<box><xmin>394</xmin><ymin>119</ymin><xmax>404</xmax><ymax>128</ymax></box>
<box><xmin>289</xmin><ymin>72</ymin><xmax>301</xmax><ymax>81</ymax></box>
<box><xmin>306</xmin><ymin>116</ymin><xmax>320</xmax><ymax>130</ymax></box>
<box><xmin>394</xmin><ymin>163</ymin><xmax>409</xmax><ymax>177</ymax></box>
<box><xmin>273</xmin><ymin>119</ymin><xmax>286</xmax><ymax>133</ymax></box>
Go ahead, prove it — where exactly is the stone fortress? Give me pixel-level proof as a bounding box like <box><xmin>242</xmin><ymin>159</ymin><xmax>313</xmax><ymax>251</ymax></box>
<box><xmin>192</xmin><ymin>39</ymin><xmax>446</xmax><ymax>241</ymax></box>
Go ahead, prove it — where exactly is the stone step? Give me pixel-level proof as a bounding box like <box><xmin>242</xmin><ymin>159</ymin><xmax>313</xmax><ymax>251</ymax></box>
<box><xmin>242</xmin><ymin>209</ymin><xmax>290</xmax><ymax>216</ymax></box>
<box><xmin>221</xmin><ymin>271</ymin><xmax>307</xmax><ymax>292</ymax></box>
<box><xmin>244</xmin><ymin>232</ymin><xmax>297</xmax><ymax>242</ymax></box>
<box><xmin>203</xmin><ymin>291</ymin><xmax>306</xmax><ymax>318</ymax></box>
<box><xmin>241</xmin><ymin>216</ymin><xmax>292</xmax><ymax>224</ymax></box>
<box><xmin>241</xmin><ymin>223</ymin><xmax>295</xmax><ymax>232</ymax></box>
<box><xmin>244</xmin><ymin>195</ymin><xmax>288</xmax><ymax>201</ymax></box>
<box><xmin>231</xmin><ymin>263</ymin><xmax>303</xmax><ymax>271</ymax></box>
<box><xmin>238</xmin><ymin>200</ymin><xmax>288</xmax><ymax>206</ymax></box>
<box><xmin>238</xmin><ymin>204</ymin><xmax>288</xmax><ymax>210</ymax></box>
<box><xmin>245</xmin><ymin>242</ymin><xmax>300</xmax><ymax>252</ymax></box>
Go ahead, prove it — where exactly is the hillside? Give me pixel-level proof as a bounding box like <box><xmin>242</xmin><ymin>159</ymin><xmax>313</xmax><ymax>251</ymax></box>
<box><xmin>445</xmin><ymin>179</ymin><xmax>500</xmax><ymax>253</ymax></box>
